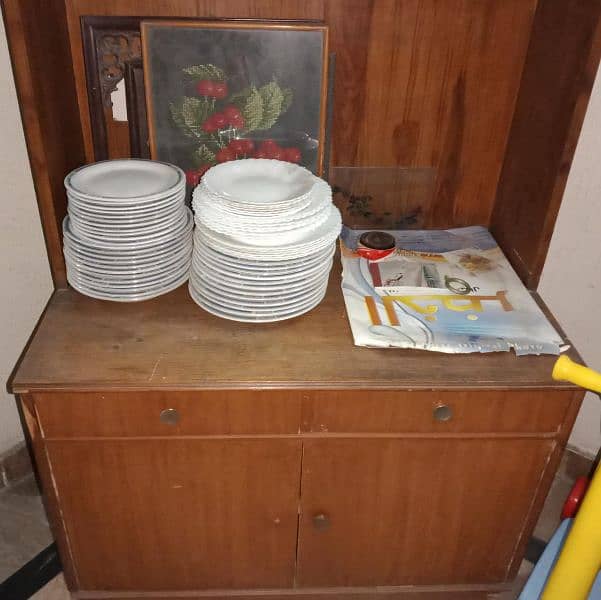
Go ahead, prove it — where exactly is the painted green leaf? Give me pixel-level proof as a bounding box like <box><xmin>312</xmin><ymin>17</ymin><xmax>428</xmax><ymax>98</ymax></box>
<box><xmin>181</xmin><ymin>96</ymin><xmax>213</xmax><ymax>133</ymax></box>
<box><xmin>228</xmin><ymin>86</ymin><xmax>253</xmax><ymax>109</ymax></box>
<box><xmin>281</xmin><ymin>88</ymin><xmax>293</xmax><ymax>114</ymax></box>
<box><xmin>193</xmin><ymin>144</ymin><xmax>216</xmax><ymax>166</ymax></box>
<box><xmin>257</xmin><ymin>81</ymin><xmax>284</xmax><ymax>130</ymax></box>
<box><xmin>170</xmin><ymin>101</ymin><xmax>198</xmax><ymax>139</ymax></box>
<box><xmin>182</xmin><ymin>64</ymin><xmax>225</xmax><ymax>81</ymax></box>
<box><xmin>240</xmin><ymin>86</ymin><xmax>264</xmax><ymax>132</ymax></box>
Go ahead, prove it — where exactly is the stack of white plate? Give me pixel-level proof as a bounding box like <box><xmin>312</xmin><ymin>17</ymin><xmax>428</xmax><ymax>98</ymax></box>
<box><xmin>189</xmin><ymin>159</ymin><xmax>341</xmax><ymax>322</ymax></box>
<box><xmin>63</xmin><ymin>159</ymin><xmax>193</xmax><ymax>302</ymax></box>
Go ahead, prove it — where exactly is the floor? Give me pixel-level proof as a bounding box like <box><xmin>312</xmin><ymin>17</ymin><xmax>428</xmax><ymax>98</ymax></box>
<box><xmin>0</xmin><ymin>465</ymin><xmax>577</xmax><ymax>600</ymax></box>
<box><xmin>0</xmin><ymin>475</ymin><xmax>53</xmax><ymax>582</ymax></box>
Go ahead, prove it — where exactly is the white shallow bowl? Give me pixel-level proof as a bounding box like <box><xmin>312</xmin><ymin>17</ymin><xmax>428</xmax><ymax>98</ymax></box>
<box><xmin>202</xmin><ymin>159</ymin><xmax>316</xmax><ymax>205</ymax></box>
<box><xmin>65</xmin><ymin>159</ymin><xmax>185</xmax><ymax>202</ymax></box>
<box><xmin>195</xmin><ymin>206</ymin><xmax>341</xmax><ymax>259</ymax></box>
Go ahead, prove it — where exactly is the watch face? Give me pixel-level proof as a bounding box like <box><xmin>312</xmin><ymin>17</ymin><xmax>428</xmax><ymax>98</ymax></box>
<box><xmin>358</xmin><ymin>231</ymin><xmax>396</xmax><ymax>250</ymax></box>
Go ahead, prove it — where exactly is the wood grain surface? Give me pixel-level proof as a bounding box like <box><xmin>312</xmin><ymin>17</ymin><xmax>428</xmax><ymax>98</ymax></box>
<box><xmin>5</xmin><ymin>0</ymin><xmax>601</xmax><ymax>289</ymax></box>
<box><xmin>491</xmin><ymin>0</ymin><xmax>601</xmax><ymax>287</ymax></box>
<box><xmin>65</xmin><ymin>0</ymin><xmax>535</xmax><ymax>228</ymax></box>
<box><xmin>47</xmin><ymin>438</ymin><xmax>302</xmax><ymax>590</ymax></box>
<box><xmin>10</xmin><ymin>263</ymin><xmax>582</xmax><ymax>392</ymax></box>
<box><xmin>297</xmin><ymin>437</ymin><xmax>555</xmax><ymax>586</ymax></box>
<box><xmin>2</xmin><ymin>0</ymin><xmax>86</xmax><ymax>287</ymax></box>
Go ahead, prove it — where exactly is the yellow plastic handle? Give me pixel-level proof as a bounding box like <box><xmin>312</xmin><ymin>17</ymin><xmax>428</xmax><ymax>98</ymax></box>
<box><xmin>542</xmin><ymin>355</ymin><xmax>601</xmax><ymax>600</ymax></box>
<box><xmin>552</xmin><ymin>355</ymin><xmax>601</xmax><ymax>394</ymax></box>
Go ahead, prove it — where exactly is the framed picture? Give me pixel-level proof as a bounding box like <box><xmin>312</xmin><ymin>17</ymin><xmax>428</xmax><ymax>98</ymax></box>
<box><xmin>141</xmin><ymin>20</ymin><xmax>329</xmax><ymax>184</ymax></box>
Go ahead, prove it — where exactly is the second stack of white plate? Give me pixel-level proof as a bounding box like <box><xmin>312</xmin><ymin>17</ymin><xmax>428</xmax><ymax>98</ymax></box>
<box><xmin>190</xmin><ymin>159</ymin><xmax>341</xmax><ymax>322</ymax></box>
<box><xmin>63</xmin><ymin>159</ymin><xmax>193</xmax><ymax>302</ymax></box>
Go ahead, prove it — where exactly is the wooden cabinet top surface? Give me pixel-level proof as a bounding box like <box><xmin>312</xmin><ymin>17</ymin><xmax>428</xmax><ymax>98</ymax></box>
<box><xmin>10</xmin><ymin>264</ymin><xmax>580</xmax><ymax>393</ymax></box>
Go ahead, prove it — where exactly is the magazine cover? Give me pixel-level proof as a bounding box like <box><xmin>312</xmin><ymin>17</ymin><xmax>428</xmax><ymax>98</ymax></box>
<box><xmin>340</xmin><ymin>225</ymin><xmax>563</xmax><ymax>355</ymax></box>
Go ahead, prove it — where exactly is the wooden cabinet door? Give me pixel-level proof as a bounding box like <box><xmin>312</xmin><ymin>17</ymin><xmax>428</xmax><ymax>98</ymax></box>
<box><xmin>297</xmin><ymin>438</ymin><xmax>555</xmax><ymax>587</ymax></box>
<box><xmin>46</xmin><ymin>439</ymin><xmax>301</xmax><ymax>591</ymax></box>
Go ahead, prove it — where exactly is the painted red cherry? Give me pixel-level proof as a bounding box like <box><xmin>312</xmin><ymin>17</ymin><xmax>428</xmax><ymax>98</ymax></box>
<box><xmin>211</xmin><ymin>113</ymin><xmax>227</xmax><ymax>129</ymax></box>
<box><xmin>223</xmin><ymin>105</ymin><xmax>242</xmax><ymax>123</ymax></box>
<box><xmin>202</xmin><ymin>116</ymin><xmax>218</xmax><ymax>133</ymax></box>
<box><xmin>213</xmin><ymin>81</ymin><xmax>228</xmax><ymax>99</ymax></box>
<box><xmin>283</xmin><ymin>147</ymin><xmax>302</xmax><ymax>163</ymax></box>
<box><xmin>259</xmin><ymin>139</ymin><xmax>278</xmax><ymax>153</ymax></box>
<box><xmin>229</xmin><ymin>139</ymin><xmax>247</xmax><ymax>156</ymax></box>
<box><xmin>230</xmin><ymin>114</ymin><xmax>245</xmax><ymax>129</ymax></box>
<box><xmin>196</xmin><ymin>79</ymin><xmax>215</xmax><ymax>97</ymax></box>
<box><xmin>216</xmin><ymin>148</ymin><xmax>235</xmax><ymax>163</ymax></box>
<box><xmin>242</xmin><ymin>139</ymin><xmax>255</xmax><ymax>153</ymax></box>
<box><xmin>254</xmin><ymin>150</ymin><xmax>268</xmax><ymax>159</ymax></box>
<box><xmin>185</xmin><ymin>165</ymin><xmax>210</xmax><ymax>186</ymax></box>
<box><xmin>269</xmin><ymin>148</ymin><xmax>284</xmax><ymax>160</ymax></box>
<box><xmin>186</xmin><ymin>169</ymin><xmax>200</xmax><ymax>186</ymax></box>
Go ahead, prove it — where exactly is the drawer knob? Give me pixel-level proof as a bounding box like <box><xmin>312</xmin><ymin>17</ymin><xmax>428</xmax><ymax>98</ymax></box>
<box><xmin>312</xmin><ymin>513</ymin><xmax>331</xmax><ymax>530</ymax></box>
<box><xmin>160</xmin><ymin>408</ymin><xmax>180</xmax><ymax>426</ymax></box>
<box><xmin>433</xmin><ymin>404</ymin><xmax>453</xmax><ymax>422</ymax></box>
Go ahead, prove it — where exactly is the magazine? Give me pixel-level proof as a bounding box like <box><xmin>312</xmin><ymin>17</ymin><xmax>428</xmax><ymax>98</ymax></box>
<box><xmin>340</xmin><ymin>225</ymin><xmax>563</xmax><ymax>355</ymax></box>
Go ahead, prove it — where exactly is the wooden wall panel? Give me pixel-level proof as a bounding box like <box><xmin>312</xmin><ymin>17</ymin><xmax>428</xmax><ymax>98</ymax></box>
<box><xmin>491</xmin><ymin>0</ymin><xmax>601</xmax><ymax>288</ymax></box>
<box><xmin>66</xmin><ymin>0</ymin><xmax>534</xmax><ymax>228</ymax></box>
<box><xmin>340</xmin><ymin>0</ymin><xmax>536</xmax><ymax>227</ymax></box>
<box><xmin>2</xmin><ymin>0</ymin><xmax>86</xmax><ymax>288</ymax></box>
<box><xmin>7</xmin><ymin>1</ymin><xmax>600</xmax><ymax>286</ymax></box>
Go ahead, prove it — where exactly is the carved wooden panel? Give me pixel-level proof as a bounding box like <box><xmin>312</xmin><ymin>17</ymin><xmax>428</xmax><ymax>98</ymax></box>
<box><xmin>81</xmin><ymin>16</ymin><xmax>142</xmax><ymax>160</ymax></box>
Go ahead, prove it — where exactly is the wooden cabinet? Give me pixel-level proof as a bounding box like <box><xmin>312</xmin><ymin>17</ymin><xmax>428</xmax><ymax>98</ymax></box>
<box><xmin>5</xmin><ymin>0</ymin><xmax>600</xmax><ymax>597</ymax></box>
<box><xmin>297</xmin><ymin>438</ymin><xmax>556</xmax><ymax>587</ymax></box>
<box><xmin>45</xmin><ymin>438</ymin><xmax>301</xmax><ymax>590</ymax></box>
<box><xmin>19</xmin><ymin>355</ymin><xmax>580</xmax><ymax>598</ymax></box>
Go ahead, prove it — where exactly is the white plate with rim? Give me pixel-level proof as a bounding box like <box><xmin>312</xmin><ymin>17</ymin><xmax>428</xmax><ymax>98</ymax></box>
<box><xmin>190</xmin><ymin>262</ymin><xmax>330</xmax><ymax>295</ymax></box>
<box><xmin>196</xmin><ymin>209</ymin><xmax>341</xmax><ymax>257</ymax></box>
<box><xmin>63</xmin><ymin>208</ymin><xmax>193</xmax><ymax>250</ymax></box>
<box><xmin>202</xmin><ymin>159</ymin><xmax>316</xmax><ymax>205</ymax></box>
<box><xmin>65</xmin><ymin>246</ymin><xmax>191</xmax><ymax>276</ymax></box>
<box><xmin>190</xmin><ymin>261</ymin><xmax>331</xmax><ymax>295</ymax></box>
<box><xmin>192</xmin><ymin>249</ymin><xmax>334</xmax><ymax>281</ymax></box>
<box><xmin>194</xmin><ymin>238</ymin><xmax>335</xmax><ymax>270</ymax></box>
<box><xmin>69</xmin><ymin>209</ymin><xmax>187</xmax><ymax>237</ymax></box>
<box><xmin>192</xmin><ymin>249</ymin><xmax>333</xmax><ymax>284</ymax></box>
<box><xmin>64</xmin><ymin>237</ymin><xmax>192</xmax><ymax>265</ymax></box>
<box><xmin>68</xmin><ymin>260</ymin><xmax>191</xmax><ymax>291</ymax></box>
<box><xmin>191</xmin><ymin>276</ymin><xmax>328</xmax><ymax>310</ymax></box>
<box><xmin>69</xmin><ymin>269</ymin><xmax>189</xmax><ymax>302</ymax></box>
<box><xmin>68</xmin><ymin>194</ymin><xmax>185</xmax><ymax>218</ymax></box>
<box><xmin>188</xmin><ymin>282</ymin><xmax>326</xmax><ymax>323</ymax></box>
<box><xmin>65</xmin><ymin>159</ymin><xmax>185</xmax><ymax>202</ymax></box>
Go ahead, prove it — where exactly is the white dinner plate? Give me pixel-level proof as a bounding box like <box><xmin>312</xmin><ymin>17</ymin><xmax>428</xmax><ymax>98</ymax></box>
<box><xmin>188</xmin><ymin>281</ymin><xmax>326</xmax><ymax>323</ymax></box>
<box><xmin>65</xmin><ymin>159</ymin><xmax>184</xmax><ymax>202</ymax></box>
<box><xmin>190</xmin><ymin>274</ymin><xmax>328</xmax><ymax>311</ymax></box>
<box><xmin>69</xmin><ymin>269</ymin><xmax>189</xmax><ymax>302</ymax></box>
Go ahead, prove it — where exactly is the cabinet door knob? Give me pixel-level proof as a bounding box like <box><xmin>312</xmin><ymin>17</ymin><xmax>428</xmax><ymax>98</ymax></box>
<box><xmin>160</xmin><ymin>408</ymin><xmax>180</xmax><ymax>426</ymax></box>
<box><xmin>433</xmin><ymin>404</ymin><xmax>453</xmax><ymax>422</ymax></box>
<box><xmin>312</xmin><ymin>513</ymin><xmax>331</xmax><ymax>530</ymax></box>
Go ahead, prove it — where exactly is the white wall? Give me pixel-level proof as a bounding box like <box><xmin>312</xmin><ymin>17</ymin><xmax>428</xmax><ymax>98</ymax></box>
<box><xmin>0</xmin><ymin>18</ymin><xmax>53</xmax><ymax>453</ymax></box>
<box><xmin>539</xmin><ymin>63</ymin><xmax>601</xmax><ymax>458</ymax></box>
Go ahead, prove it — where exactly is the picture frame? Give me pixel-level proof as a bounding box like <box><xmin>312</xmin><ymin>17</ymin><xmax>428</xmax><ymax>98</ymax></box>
<box><xmin>140</xmin><ymin>20</ymin><xmax>329</xmax><ymax>183</ymax></box>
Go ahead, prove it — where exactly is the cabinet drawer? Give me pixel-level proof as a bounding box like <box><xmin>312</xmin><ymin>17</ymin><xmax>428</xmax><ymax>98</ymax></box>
<box><xmin>302</xmin><ymin>390</ymin><xmax>572</xmax><ymax>434</ymax></box>
<box><xmin>34</xmin><ymin>391</ymin><xmax>302</xmax><ymax>438</ymax></box>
